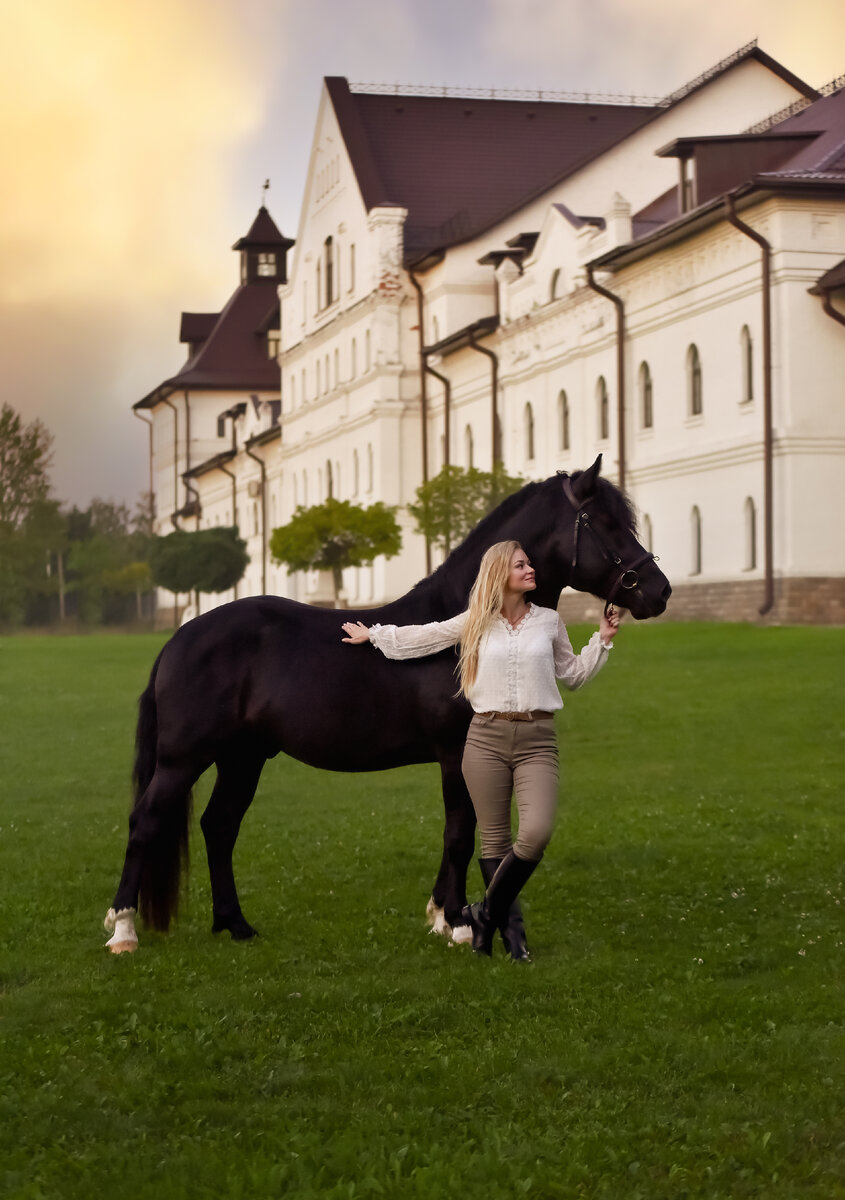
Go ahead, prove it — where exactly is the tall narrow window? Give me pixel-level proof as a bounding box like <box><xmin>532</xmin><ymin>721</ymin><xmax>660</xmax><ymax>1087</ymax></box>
<box><xmin>744</xmin><ymin>497</ymin><xmax>757</xmax><ymax>570</ymax></box>
<box><xmin>440</xmin><ymin>434</ymin><xmax>446</xmax><ymax>471</ymax></box>
<box><xmin>740</xmin><ymin>325</ymin><xmax>753</xmax><ymax>403</ymax></box>
<box><xmin>301</xmin><ymin>368</ymin><xmax>306</xmax><ymax>403</ymax></box>
<box><xmin>326</xmin><ymin>460</ymin><xmax>333</xmax><ymax>499</ymax></box>
<box><xmin>349</xmin><ymin>243</ymin><xmax>356</xmax><ymax>292</ymax></box>
<box><xmin>432</xmin><ymin>315</ymin><xmax>439</xmax><ymax>344</ymax></box>
<box><xmin>351</xmin><ymin>338</ymin><xmax>357</xmax><ymax>379</ymax></box>
<box><xmin>367</xmin><ymin>443</ymin><xmax>373</xmax><ymax>492</ymax></box>
<box><xmin>365</xmin><ymin>330</ymin><xmax>371</xmax><ymax>372</ymax></box>
<box><xmin>325</xmin><ymin>236</ymin><xmax>334</xmax><ymax>307</ymax></box>
<box><xmin>558</xmin><ymin>390</ymin><xmax>570</xmax><ymax>451</ymax></box>
<box><xmin>316</xmin><ymin>261</ymin><xmax>322</xmax><ymax>312</ymax></box>
<box><xmin>325</xmin><ymin>354</ymin><xmax>330</xmax><ymax>393</ymax></box>
<box><xmin>303</xmin><ymin>472</ymin><xmax>308</xmax><ymax>507</ymax></box>
<box><xmin>465</xmin><ymin>424</ymin><xmax>474</xmax><ymax>468</ymax></box>
<box><xmin>688</xmin><ymin>344</ymin><xmax>702</xmax><ymax>416</ymax></box>
<box><xmin>524</xmin><ymin>402</ymin><xmax>535</xmax><ymax>461</ymax></box>
<box><xmin>316</xmin><ymin>359</ymin><xmax>321</xmax><ymax>395</ymax></box>
<box><xmin>597</xmin><ymin>376</ymin><xmax>609</xmax><ymax>440</ymax></box>
<box><xmin>353</xmin><ymin>449</ymin><xmax>359</xmax><ymax>496</ymax></box>
<box><xmin>639</xmin><ymin>361</ymin><xmax>653</xmax><ymax>429</ymax></box>
<box><xmin>690</xmin><ymin>505</ymin><xmax>702</xmax><ymax>575</ymax></box>
<box><xmin>334</xmin><ymin>348</ymin><xmax>340</xmax><ymax>387</ymax></box>
<box><xmin>550</xmin><ymin>268</ymin><xmax>561</xmax><ymax>301</ymax></box>
<box><xmin>642</xmin><ymin>514</ymin><xmax>653</xmax><ymax>553</ymax></box>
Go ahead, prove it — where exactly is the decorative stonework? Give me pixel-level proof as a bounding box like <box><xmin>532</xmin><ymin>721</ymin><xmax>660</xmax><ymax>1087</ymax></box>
<box><xmin>367</xmin><ymin>206</ymin><xmax>408</xmax><ymax>305</ymax></box>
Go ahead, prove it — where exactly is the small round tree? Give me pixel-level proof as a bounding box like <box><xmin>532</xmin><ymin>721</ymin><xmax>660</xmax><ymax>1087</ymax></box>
<box><xmin>270</xmin><ymin>498</ymin><xmax>401</xmax><ymax>605</ymax></box>
<box><xmin>407</xmin><ymin>463</ymin><xmax>525</xmax><ymax>554</ymax></box>
<box><xmin>150</xmin><ymin>527</ymin><xmax>248</xmax><ymax>615</ymax></box>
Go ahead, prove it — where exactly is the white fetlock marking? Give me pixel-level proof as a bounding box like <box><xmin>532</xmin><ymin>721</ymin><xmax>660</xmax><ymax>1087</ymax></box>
<box><xmin>104</xmin><ymin>907</ymin><xmax>138</xmax><ymax>954</ymax></box>
<box><xmin>425</xmin><ymin>898</ymin><xmax>452</xmax><ymax>939</ymax></box>
<box><xmin>450</xmin><ymin>924</ymin><xmax>473</xmax><ymax>945</ymax></box>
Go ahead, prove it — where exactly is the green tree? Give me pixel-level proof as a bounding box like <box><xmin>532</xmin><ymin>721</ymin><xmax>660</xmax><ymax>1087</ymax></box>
<box><xmin>270</xmin><ymin>499</ymin><xmax>402</xmax><ymax>604</ymax></box>
<box><xmin>0</xmin><ymin>404</ymin><xmax>56</xmax><ymax>623</ymax></box>
<box><xmin>150</xmin><ymin>527</ymin><xmax>248</xmax><ymax>611</ymax></box>
<box><xmin>407</xmin><ymin>463</ymin><xmax>526</xmax><ymax>554</ymax></box>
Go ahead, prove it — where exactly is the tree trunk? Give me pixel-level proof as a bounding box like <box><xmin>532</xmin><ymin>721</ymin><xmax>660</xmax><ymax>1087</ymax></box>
<box><xmin>332</xmin><ymin>564</ymin><xmax>343</xmax><ymax>608</ymax></box>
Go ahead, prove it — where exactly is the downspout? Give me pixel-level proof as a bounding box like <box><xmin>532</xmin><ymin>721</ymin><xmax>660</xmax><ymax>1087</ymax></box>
<box><xmin>424</xmin><ymin>359</ymin><xmax>452</xmax><ymax>553</ymax></box>
<box><xmin>244</xmin><ymin>441</ymin><xmax>268</xmax><ymax>594</ymax></box>
<box><xmin>161</xmin><ymin>394</ymin><xmax>180</xmax><ymax>528</ymax></box>
<box><xmin>818</xmin><ymin>287</ymin><xmax>845</xmax><ymax>329</ymax></box>
<box><xmin>218</xmin><ymin>407</ymin><xmax>241</xmax><ymax>599</ymax></box>
<box><xmin>467</xmin><ymin>330</ymin><xmax>499</xmax><ymax>467</ymax></box>
<box><xmin>133</xmin><ymin>409</ymin><xmax>154</xmax><ymax>508</ymax></box>
<box><xmin>408</xmin><ymin>269</ymin><xmax>431</xmax><ymax>574</ymax></box>
<box><xmin>181</xmin><ymin>392</ymin><xmax>203</xmax><ymax>532</ymax></box>
<box><xmin>586</xmin><ymin>264</ymin><xmax>626</xmax><ymax>494</ymax></box>
<box><xmin>725</xmin><ymin>193</ymin><xmax>774</xmax><ymax>617</ymax></box>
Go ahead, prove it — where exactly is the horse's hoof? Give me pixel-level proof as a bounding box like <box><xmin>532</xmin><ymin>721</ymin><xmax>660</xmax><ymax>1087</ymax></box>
<box><xmin>230</xmin><ymin>924</ymin><xmax>258</xmax><ymax>941</ymax></box>
<box><xmin>425</xmin><ymin>898</ymin><xmax>452</xmax><ymax>939</ymax></box>
<box><xmin>212</xmin><ymin>914</ymin><xmax>258</xmax><ymax>940</ymax></box>
<box><xmin>108</xmin><ymin>939</ymin><xmax>139</xmax><ymax>955</ymax></box>
<box><xmin>450</xmin><ymin>924</ymin><xmax>473</xmax><ymax>946</ymax></box>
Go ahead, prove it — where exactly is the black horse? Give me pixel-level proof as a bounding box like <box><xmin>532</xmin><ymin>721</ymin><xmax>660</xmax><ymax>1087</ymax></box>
<box><xmin>105</xmin><ymin>457</ymin><xmax>670</xmax><ymax>951</ymax></box>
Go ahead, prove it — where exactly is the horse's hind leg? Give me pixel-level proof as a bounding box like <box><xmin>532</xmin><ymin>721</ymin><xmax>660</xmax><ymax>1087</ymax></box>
<box><xmin>200</xmin><ymin>742</ymin><xmax>266</xmax><ymax>940</ymax></box>
<box><xmin>429</xmin><ymin>752</ymin><xmax>476</xmax><ymax>943</ymax></box>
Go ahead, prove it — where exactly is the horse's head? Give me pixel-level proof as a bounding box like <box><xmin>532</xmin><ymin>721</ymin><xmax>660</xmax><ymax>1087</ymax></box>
<box><xmin>556</xmin><ymin>456</ymin><xmax>671</xmax><ymax>619</ymax></box>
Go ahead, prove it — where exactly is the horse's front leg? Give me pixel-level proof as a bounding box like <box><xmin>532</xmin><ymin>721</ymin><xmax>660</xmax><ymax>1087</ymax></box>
<box><xmin>429</xmin><ymin>752</ymin><xmax>476</xmax><ymax>944</ymax></box>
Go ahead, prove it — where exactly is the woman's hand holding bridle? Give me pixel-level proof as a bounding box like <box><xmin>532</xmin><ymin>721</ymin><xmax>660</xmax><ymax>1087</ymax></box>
<box><xmin>599</xmin><ymin>607</ymin><xmax>620</xmax><ymax>646</ymax></box>
<box><xmin>341</xmin><ymin>621</ymin><xmax>370</xmax><ymax>644</ymax></box>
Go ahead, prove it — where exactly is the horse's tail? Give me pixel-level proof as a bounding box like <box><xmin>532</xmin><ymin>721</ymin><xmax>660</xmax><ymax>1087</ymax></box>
<box><xmin>132</xmin><ymin>650</ymin><xmax>192</xmax><ymax>932</ymax></box>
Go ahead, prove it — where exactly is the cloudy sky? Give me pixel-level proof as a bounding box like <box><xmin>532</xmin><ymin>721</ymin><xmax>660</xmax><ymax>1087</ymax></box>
<box><xmin>2</xmin><ymin>0</ymin><xmax>843</xmax><ymax>508</ymax></box>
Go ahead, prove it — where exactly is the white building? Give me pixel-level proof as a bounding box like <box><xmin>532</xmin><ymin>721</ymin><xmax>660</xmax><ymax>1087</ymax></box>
<box><xmin>139</xmin><ymin>42</ymin><xmax>845</xmax><ymax>623</ymax></box>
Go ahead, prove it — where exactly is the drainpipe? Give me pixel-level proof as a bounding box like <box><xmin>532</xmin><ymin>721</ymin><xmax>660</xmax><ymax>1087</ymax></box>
<box><xmin>424</xmin><ymin>358</ymin><xmax>452</xmax><ymax>552</ymax></box>
<box><xmin>244</xmin><ymin>440</ymin><xmax>268</xmax><ymax>594</ymax></box>
<box><xmin>725</xmin><ymin>194</ymin><xmax>774</xmax><ymax>617</ymax></box>
<box><xmin>218</xmin><ymin>459</ymin><xmax>239</xmax><ymax>600</ymax></box>
<box><xmin>817</xmin><ymin>287</ymin><xmax>845</xmax><ymax>329</ymax></box>
<box><xmin>467</xmin><ymin>330</ymin><xmax>499</xmax><ymax>467</ymax></box>
<box><xmin>161</xmin><ymin>394</ymin><xmax>180</xmax><ymax>528</ymax></box>
<box><xmin>586</xmin><ymin>264</ymin><xmax>626</xmax><ymax>493</ymax></box>
<box><xmin>408</xmin><ymin>269</ymin><xmax>431</xmax><ymax>574</ymax></box>
<box><xmin>133</xmin><ymin>409</ymin><xmax>154</xmax><ymax>507</ymax></box>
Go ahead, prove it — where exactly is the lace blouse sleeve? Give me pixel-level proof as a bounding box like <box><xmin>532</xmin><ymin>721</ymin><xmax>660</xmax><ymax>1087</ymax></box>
<box><xmin>368</xmin><ymin>612</ymin><xmax>467</xmax><ymax>660</ymax></box>
<box><xmin>553</xmin><ymin>615</ymin><xmax>611</xmax><ymax>690</ymax></box>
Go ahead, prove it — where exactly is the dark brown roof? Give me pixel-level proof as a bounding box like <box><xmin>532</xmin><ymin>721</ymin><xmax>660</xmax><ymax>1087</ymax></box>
<box><xmin>327</xmin><ymin>77</ymin><xmax>656</xmax><ymax>262</ymax></box>
<box><xmin>232</xmin><ymin>205</ymin><xmax>295</xmax><ymax>251</ymax></box>
<box><xmin>180</xmin><ymin>313</ymin><xmax>218</xmax><ymax>344</ymax></box>
<box><xmin>136</xmin><ymin>285</ymin><xmax>280</xmax><ymax>408</ymax></box>
<box><xmin>809</xmin><ymin>257</ymin><xmax>845</xmax><ymax>293</ymax></box>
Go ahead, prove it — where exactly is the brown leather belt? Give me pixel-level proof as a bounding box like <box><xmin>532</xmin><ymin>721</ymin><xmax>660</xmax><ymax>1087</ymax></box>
<box><xmin>476</xmin><ymin>710</ymin><xmax>554</xmax><ymax>722</ymax></box>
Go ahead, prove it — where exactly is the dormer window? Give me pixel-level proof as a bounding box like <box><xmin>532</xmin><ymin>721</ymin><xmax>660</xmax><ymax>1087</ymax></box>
<box><xmin>257</xmin><ymin>252</ymin><xmax>277</xmax><ymax>277</ymax></box>
<box><xmin>267</xmin><ymin>331</ymin><xmax>281</xmax><ymax>360</ymax></box>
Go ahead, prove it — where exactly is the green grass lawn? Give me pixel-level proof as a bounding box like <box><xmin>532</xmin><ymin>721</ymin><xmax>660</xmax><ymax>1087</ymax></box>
<box><xmin>0</xmin><ymin>624</ymin><xmax>842</xmax><ymax>1199</ymax></box>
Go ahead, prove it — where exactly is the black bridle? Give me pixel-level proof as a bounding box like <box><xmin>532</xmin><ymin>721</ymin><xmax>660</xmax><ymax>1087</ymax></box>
<box><xmin>560</xmin><ymin>474</ymin><xmax>656</xmax><ymax>617</ymax></box>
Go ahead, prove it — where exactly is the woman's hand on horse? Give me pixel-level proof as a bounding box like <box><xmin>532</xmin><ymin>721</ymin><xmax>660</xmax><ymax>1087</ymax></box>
<box><xmin>600</xmin><ymin>608</ymin><xmax>620</xmax><ymax>645</ymax></box>
<box><xmin>341</xmin><ymin>621</ymin><xmax>371</xmax><ymax>644</ymax></box>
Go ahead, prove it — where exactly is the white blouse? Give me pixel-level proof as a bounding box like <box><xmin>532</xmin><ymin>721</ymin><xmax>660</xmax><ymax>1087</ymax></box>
<box><xmin>369</xmin><ymin>603</ymin><xmax>611</xmax><ymax>713</ymax></box>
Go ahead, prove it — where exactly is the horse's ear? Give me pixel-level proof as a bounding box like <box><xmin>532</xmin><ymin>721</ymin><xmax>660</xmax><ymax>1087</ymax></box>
<box><xmin>572</xmin><ymin>455</ymin><xmax>602</xmax><ymax>502</ymax></box>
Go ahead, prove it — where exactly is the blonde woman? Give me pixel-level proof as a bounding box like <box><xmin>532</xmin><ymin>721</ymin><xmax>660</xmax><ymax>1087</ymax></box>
<box><xmin>342</xmin><ymin>540</ymin><xmax>618</xmax><ymax>959</ymax></box>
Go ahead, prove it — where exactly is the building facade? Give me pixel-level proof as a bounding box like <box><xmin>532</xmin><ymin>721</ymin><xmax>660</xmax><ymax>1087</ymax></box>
<box><xmin>139</xmin><ymin>43</ymin><xmax>845</xmax><ymax>623</ymax></box>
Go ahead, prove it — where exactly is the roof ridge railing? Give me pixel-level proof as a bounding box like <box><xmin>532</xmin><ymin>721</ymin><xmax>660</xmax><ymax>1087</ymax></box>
<box><xmin>349</xmin><ymin>82</ymin><xmax>663</xmax><ymax>106</ymax></box>
<box><xmin>741</xmin><ymin>73</ymin><xmax>845</xmax><ymax>135</ymax></box>
<box><xmin>351</xmin><ymin>39</ymin><xmax>764</xmax><ymax>110</ymax></box>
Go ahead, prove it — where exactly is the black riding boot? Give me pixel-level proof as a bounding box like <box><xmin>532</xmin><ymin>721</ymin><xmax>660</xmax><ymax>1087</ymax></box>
<box><xmin>462</xmin><ymin>851</ymin><xmax>539</xmax><ymax>957</ymax></box>
<box><xmin>479</xmin><ymin>857</ymin><xmax>531</xmax><ymax>961</ymax></box>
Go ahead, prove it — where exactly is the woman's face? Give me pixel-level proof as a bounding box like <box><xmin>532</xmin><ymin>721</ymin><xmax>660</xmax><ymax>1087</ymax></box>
<box><xmin>506</xmin><ymin>547</ymin><xmax>536</xmax><ymax>596</ymax></box>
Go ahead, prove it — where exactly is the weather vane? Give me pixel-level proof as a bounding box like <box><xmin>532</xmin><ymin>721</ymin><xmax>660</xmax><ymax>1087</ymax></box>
<box><xmin>262</xmin><ymin>178</ymin><xmax>270</xmax><ymax>206</ymax></box>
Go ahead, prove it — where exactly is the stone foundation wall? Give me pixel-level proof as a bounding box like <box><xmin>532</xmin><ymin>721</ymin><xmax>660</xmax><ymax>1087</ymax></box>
<box><xmin>559</xmin><ymin>577</ymin><xmax>845</xmax><ymax>626</ymax></box>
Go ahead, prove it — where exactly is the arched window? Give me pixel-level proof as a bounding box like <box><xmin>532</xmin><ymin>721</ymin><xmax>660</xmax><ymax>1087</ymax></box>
<box><xmin>367</xmin><ymin>443</ymin><xmax>373</xmax><ymax>492</ymax></box>
<box><xmin>316</xmin><ymin>261</ymin><xmax>321</xmax><ymax>312</ymax></box>
<box><xmin>324</xmin><ymin>236</ymin><xmax>333</xmax><ymax>307</ymax></box>
<box><xmin>289</xmin><ymin>374</ymin><xmax>296</xmax><ymax>410</ymax></box>
<box><xmin>744</xmin><ymin>497</ymin><xmax>757</xmax><ymax>570</ymax></box>
<box><xmin>558</xmin><ymin>390</ymin><xmax>570</xmax><ymax>451</ymax></box>
<box><xmin>690</xmin><ymin>505</ymin><xmax>702</xmax><ymax>575</ymax></box>
<box><xmin>550</xmin><ymin>268</ymin><xmax>561</xmax><ymax>301</ymax></box>
<box><xmin>465</xmin><ymin>424</ymin><xmax>474</xmax><ymax>468</ymax></box>
<box><xmin>687</xmin><ymin>344</ymin><xmax>702</xmax><ymax>416</ymax></box>
<box><xmin>365</xmin><ymin>329</ymin><xmax>372</xmax><ymax>372</ymax></box>
<box><xmin>639</xmin><ymin>361</ymin><xmax>653</xmax><ymax>429</ymax></box>
<box><xmin>597</xmin><ymin>376</ymin><xmax>609</xmax><ymax>440</ymax></box>
<box><xmin>353</xmin><ymin>448</ymin><xmax>359</xmax><ymax>496</ymax></box>
<box><xmin>326</xmin><ymin>460</ymin><xmax>333</xmax><ymax>500</ymax></box>
<box><xmin>334</xmin><ymin>348</ymin><xmax>339</xmax><ymax>387</ymax></box>
<box><xmin>740</xmin><ymin>325</ymin><xmax>753</xmax><ymax>403</ymax></box>
<box><xmin>432</xmin><ymin>315</ymin><xmax>439</xmax><ymax>344</ymax></box>
<box><xmin>325</xmin><ymin>354</ymin><xmax>330</xmax><ymax>393</ymax></box>
<box><xmin>349</xmin><ymin>243</ymin><xmax>356</xmax><ymax>292</ymax></box>
<box><xmin>524</xmin><ymin>402</ymin><xmax>535</xmax><ymax>461</ymax></box>
<box><xmin>252</xmin><ymin>502</ymin><xmax>258</xmax><ymax>537</ymax></box>
<box><xmin>642</xmin><ymin>514</ymin><xmax>653</xmax><ymax>553</ymax></box>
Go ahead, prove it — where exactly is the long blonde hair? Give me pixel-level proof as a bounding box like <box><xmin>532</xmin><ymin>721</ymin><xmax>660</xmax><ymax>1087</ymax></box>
<box><xmin>457</xmin><ymin>540</ymin><xmax>524</xmax><ymax>696</ymax></box>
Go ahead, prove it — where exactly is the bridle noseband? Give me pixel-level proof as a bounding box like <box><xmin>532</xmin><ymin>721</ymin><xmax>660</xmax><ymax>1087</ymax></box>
<box><xmin>560</xmin><ymin>474</ymin><xmax>656</xmax><ymax>617</ymax></box>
